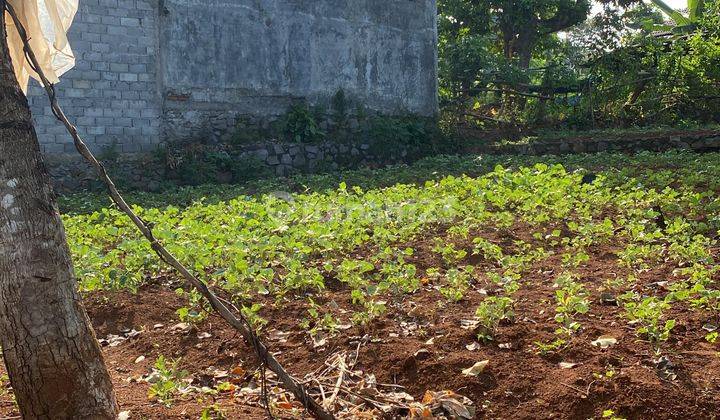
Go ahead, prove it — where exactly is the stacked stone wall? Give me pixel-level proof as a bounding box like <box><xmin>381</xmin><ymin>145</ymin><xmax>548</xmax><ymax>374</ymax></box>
<box><xmin>47</xmin><ymin>131</ymin><xmax>720</xmax><ymax>192</ymax></box>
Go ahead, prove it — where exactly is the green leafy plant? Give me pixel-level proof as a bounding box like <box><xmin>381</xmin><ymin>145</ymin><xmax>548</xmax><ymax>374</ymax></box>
<box><xmin>337</xmin><ymin>259</ymin><xmax>375</xmax><ymax>289</ymax></box>
<box><xmin>351</xmin><ymin>299</ymin><xmax>387</xmax><ymax>326</ymax></box>
<box><xmin>284</xmin><ymin>104</ymin><xmax>325</xmax><ymax>143</ymax></box>
<box><xmin>440</xmin><ymin>266</ymin><xmax>475</xmax><ymax>302</ymax></box>
<box><xmin>240</xmin><ymin>303</ymin><xmax>268</xmax><ymax>331</ymax></box>
<box><xmin>624</xmin><ymin>297</ymin><xmax>676</xmax><ymax>349</ymax></box>
<box><xmin>475</xmin><ymin>296</ymin><xmax>515</xmax><ymax>342</ymax></box>
<box><xmin>377</xmin><ymin>257</ymin><xmax>420</xmax><ymax>295</ymax></box>
<box><xmin>433</xmin><ymin>239</ymin><xmax>469</xmax><ymax>265</ymax></box>
<box><xmin>553</xmin><ymin>273</ymin><xmax>591</xmax><ymax>334</ymax></box>
<box><xmin>533</xmin><ymin>337</ymin><xmax>567</xmax><ymax>355</ymax></box>
<box><xmin>299</xmin><ymin>298</ymin><xmax>340</xmax><ymax>337</ymax></box>
<box><xmin>472</xmin><ymin>237</ymin><xmax>504</xmax><ymax>261</ymax></box>
<box><xmin>175</xmin><ymin>288</ymin><xmax>209</xmax><ymax>325</ymax></box>
<box><xmin>201</xmin><ymin>404</ymin><xmax>227</xmax><ymax>420</ymax></box>
<box><xmin>602</xmin><ymin>409</ymin><xmax>628</xmax><ymax>420</ymax></box>
<box><xmin>147</xmin><ymin>356</ymin><xmax>190</xmax><ymax>407</ymax></box>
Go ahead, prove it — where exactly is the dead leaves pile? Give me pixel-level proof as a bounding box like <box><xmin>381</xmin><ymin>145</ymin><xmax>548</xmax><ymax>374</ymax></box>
<box><xmin>272</xmin><ymin>350</ymin><xmax>477</xmax><ymax>419</ymax></box>
<box><xmin>98</xmin><ymin>328</ymin><xmax>142</xmax><ymax>347</ymax></box>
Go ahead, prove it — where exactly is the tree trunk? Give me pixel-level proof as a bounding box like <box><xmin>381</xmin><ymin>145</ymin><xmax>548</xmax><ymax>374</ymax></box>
<box><xmin>499</xmin><ymin>23</ymin><xmax>537</xmax><ymax>115</ymax></box>
<box><xmin>0</xmin><ymin>5</ymin><xmax>118</xmax><ymax>419</ymax></box>
<box><xmin>513</xmin><ymin>28</ymin><xmax>536</xmax><ymax>112</ymax></box>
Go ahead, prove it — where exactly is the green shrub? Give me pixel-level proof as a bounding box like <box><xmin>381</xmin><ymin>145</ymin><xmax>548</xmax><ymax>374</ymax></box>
<box><xmin>167</xmin><ymin>145</ymin><xmax>271</xmax><ymax>186</ymax></box>
<box><xmin>283</xmin><ymin>104</ymin><xmax>326</xmax><ymax>143</ymax></box>
<box><xmin>365</xmin><ymin>115</ymin><xmax>459</xmax><ymax>159</ymax></box>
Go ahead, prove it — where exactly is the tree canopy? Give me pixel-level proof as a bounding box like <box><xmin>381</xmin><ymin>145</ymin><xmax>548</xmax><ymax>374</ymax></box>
<box><xmin>439</xmin><ymin>0</ymin><xmax>720</xmax><ymax>130</ymax></box>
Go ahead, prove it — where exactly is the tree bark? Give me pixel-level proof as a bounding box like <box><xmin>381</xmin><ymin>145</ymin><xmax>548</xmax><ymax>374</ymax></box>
<box><xmin>0</xmin><ymin>4</ymin><xmax>118</xmax><ymax>419</ymax></box>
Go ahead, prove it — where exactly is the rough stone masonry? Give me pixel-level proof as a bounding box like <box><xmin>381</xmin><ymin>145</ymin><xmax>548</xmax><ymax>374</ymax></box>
<box><xmin>27</xmin><ymin>0</ymin><xmax>439</xmax><ymax>156</ymax></box>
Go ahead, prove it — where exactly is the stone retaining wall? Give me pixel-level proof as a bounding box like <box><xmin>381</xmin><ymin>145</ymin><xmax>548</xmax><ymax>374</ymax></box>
<box><xmin>47</xmin><ymin>138</ymin><xmax>413</xmax><ymax>192</ymax></box>
<box><xmin>47</xmin><ymin>153</ymin><xmax>163</xmax><ymax>193</ymax></box>
<box><xmin>47</xmin><ymin>131</ymin><xmax>720</xmax><ymax>193</ymax></box>
<box><xmin>224</xmin><ymin>140</ymin><xmax>410</xmax><ymax>177</ymax></box>
<box><xmin>482</xmin><ymin>132</ymin><xmax>720</xmax><ymax>155</ymax></box>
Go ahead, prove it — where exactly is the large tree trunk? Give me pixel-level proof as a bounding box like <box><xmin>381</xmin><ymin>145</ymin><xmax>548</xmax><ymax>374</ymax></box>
<box><xmin>499</xmin><ymin>23</ymin><xmax>537</xmax><ymax>116</ymax></box>
<box><xmin>0</xmin><ymin>5</ymin><xmax>118</xmax><ymax>419</ymax></box>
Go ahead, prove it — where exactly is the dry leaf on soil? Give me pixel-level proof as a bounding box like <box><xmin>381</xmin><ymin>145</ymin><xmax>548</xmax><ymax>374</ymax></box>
<box><xmin>591</xmin><ymin>335</ymin><xmax>617</xmax><ymax>348</ymax></box>
<box><xmin>462</xmin><ymin>360</ymin><xmax>489</xmax><ymax>376</ymax></box>
<box><xmin>558</xmin><ymin>362</ymin><xmax>579</xmax><ymax>369</ymax></box>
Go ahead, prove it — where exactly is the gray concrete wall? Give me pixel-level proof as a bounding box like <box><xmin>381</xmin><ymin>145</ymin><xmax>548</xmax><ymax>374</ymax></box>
<box><xmin>30</xmin><ymin>0</ymin><xmax>438</xmax><ymax>154</ymax></box>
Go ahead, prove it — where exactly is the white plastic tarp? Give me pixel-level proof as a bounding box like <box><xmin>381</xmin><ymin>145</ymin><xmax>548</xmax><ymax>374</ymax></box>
<box><xmin>4</xmin><ymin>0</ymin><xmax>78</xmax><ymax>92</ymax></box>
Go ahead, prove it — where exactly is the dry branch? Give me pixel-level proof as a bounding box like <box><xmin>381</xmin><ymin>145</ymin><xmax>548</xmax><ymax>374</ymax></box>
<box><xmin>325</xmin><ymin>355</ymin><xmax>345</xmax><ymax>409</ymax></box>
<box><xmin>3</xmin><ymin>3</ymin><xmax>333</xmax><ymax>419</ymax></box>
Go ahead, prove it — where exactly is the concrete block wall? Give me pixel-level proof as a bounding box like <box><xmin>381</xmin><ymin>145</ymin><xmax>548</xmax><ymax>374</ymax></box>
<box><xmin>28</xmin><ymin>0</ymin><xmax>162</xmax><ymax>155</ymax></box>
<box><xmin>29</xmin><ymin>0</ymin><xmax>439</xmax><ymax>156</ymax></box>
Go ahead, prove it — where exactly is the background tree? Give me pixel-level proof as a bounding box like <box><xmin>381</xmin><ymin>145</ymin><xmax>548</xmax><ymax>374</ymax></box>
<box><xmin>567</xmin><ymin>3</ymin><xmax>663</xmax><ymax>60</ymax></box>
<box><xmin>0</xmin><ymin>2</ymin><xmax>118</xmax><ymax>417</ymax></box>
<box><xmin>583</xmin><ymin>0</ymin><xmax>720</xmax><ymax>126</ymax></box>
<box><xmin>439</xmin><ymin>0</ymin><xmax>591</xmax><ymax>127</ymax></box>
<box><xmin>439</xmin><ymin>0</ymin><xmax>719</xmax><ymax>130</ymax></box>
<box><xmin>439</xmin><ymin>0</ymin><xmax>590</xmax><ymax>89</ymax></box>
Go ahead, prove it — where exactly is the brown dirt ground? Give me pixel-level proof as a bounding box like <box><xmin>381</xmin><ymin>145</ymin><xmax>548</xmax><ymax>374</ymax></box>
<box><xmin>1</xmin><ymin>226</ymin><xmax>719</xmax><ymax>419</ymax></box>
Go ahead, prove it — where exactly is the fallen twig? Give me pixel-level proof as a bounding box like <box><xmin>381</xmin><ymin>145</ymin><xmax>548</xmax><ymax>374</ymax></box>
<box><xmin>352</xmin><ymin>341</ymin><xmax>361</xmax><ymax>366</ymax></box>
<box><xmin>309</xmin><ymin>380</ymin><xmax>389</xmax><ymax>411</ymax></box>
<box><xmin>559</xmin><ymin>382</ymin><xmax>588</xmax><ymax>397</ymax></box>
<box><xmin>313</xmin><ymin>378</ymin><xmax>328</xmax><ymax>404</ymax></box>
<box><xmin>4</xmin><ymin>3</ymin><xmax>333</xmax><ymax>419</ymax></box>
<box><xmin>325</xmin><ymin>355</ymin><xmax>346</xmax><ymax>409</ymax></box>
<box><xmin>376</xmin><ymin>383</ymin><xmax>405</xmax><ymax>389</ymax></box>
<box><xmin>559</xmin><ymin>380</ymin><xmax>596</xmax><ymax>398</ymax></box>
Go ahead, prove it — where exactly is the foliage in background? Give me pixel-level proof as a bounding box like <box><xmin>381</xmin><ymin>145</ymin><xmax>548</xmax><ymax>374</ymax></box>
<box><xmin>438</xmin><ymin>0</ymin><xmax>591</xmax><ymax>127</ymax></box>
<box><xmin>439</xmin><ymin>0</ymin><xmax>720</xmax><ymax>132</ymax></box>
<box><xmin>584</xmin><ymin>0</ymin><xmax>720</xmax><ymax>126</ymax></box>
<box><xmin>282</xmin><ymin>104</ymin><xmax>326</xmax><ymax>143</ymax></box>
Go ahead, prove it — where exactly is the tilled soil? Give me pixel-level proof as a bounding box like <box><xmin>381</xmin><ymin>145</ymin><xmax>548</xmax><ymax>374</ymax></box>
<box><xmin>1</xmin><ymin>230</ymin><xmax>719</xmax><ymax>419</ymax></box>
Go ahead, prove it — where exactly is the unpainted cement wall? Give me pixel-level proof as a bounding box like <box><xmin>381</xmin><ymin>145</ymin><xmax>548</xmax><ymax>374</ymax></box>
<box><xmin>29</xmin><ymin>0</ymin><xmax>439</xmax><ymax>154</ymax></box>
